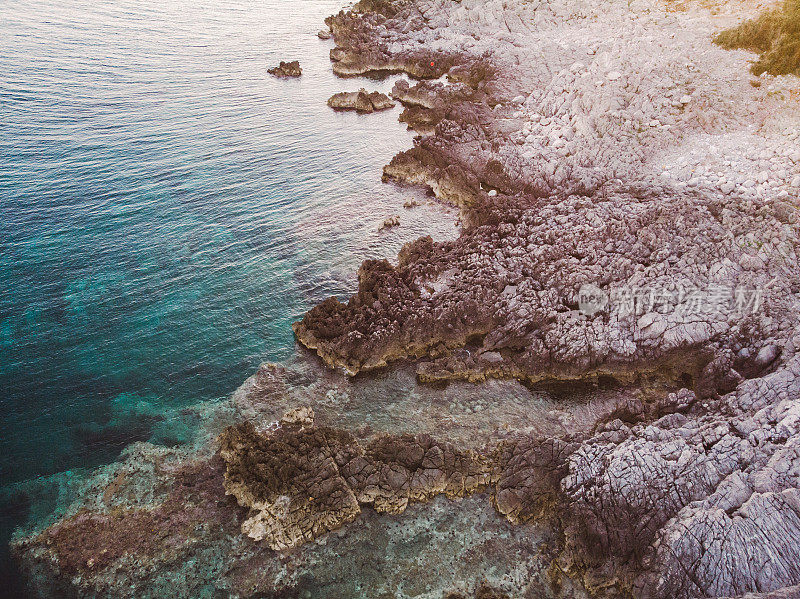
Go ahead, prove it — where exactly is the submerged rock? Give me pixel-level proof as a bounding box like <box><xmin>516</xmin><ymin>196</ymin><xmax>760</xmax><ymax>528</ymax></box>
<box><xmin>327</xmin><ymin>88</ymin><xmax>395</xmax><ymax>113</ymax></box>
<box><xmin>379</xmin><ymin>214</ymin><xmax>400</xmax><ymax>229</ymax></box>
<box><xmin>12</xmin><ymin>355</ymin><xmax>800</xmax><ymax>598</ymax></box>
<box><xmin>267</xmin><ymin>60</ymin><xmax>302</xmax><ymax>77</ymax></box>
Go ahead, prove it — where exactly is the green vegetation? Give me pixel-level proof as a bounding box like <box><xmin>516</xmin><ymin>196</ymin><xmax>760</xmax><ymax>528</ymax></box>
<box><xmin>714</xmin><ymin>0</ymin><xmax>800</xmax><ymax>77</ymax></box>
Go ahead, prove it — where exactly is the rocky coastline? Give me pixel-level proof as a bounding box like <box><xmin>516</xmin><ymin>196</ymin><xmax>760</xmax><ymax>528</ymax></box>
<box><xmin>10</xmin><ymin>0</ymin><xmax>800</xmax><ymax>597</ymax></box>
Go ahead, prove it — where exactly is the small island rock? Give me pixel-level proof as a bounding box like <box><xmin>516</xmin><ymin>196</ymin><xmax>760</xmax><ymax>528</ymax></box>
<box><xmin>268</xmin><ymin>60</ymin><xmax>302</xmax><ymax>78</ymax></box>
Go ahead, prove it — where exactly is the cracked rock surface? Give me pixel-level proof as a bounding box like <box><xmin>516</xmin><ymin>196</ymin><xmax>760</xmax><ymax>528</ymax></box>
<box><xmin>219</xmin><ymin>407</ymin><xmax>491</xmax><ymax>550</ymax></box>
<box><xmin>13</xmin><ymin>354</ymin><xmax>800</xmax><ymax>598</ymax></box>
<box><xmin>297</xmin><ymin>0</ymin><xmax>800</xmax><ymax>388</ymax></box>
<box><xmin>292</xmin><ymin>0</ymin><xmax>800</xmax><ymax>596</ymax></box>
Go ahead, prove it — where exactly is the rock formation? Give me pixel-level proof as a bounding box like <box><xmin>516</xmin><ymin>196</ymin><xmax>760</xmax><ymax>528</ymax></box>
<box><xmin>219</xmin><ymin>407</ymin><xmax>491</xmax><ymax>549</ymax></box>
<box><xmin>291</xmin><ymin>0</ymin><xmax>800</xmax><ymax>596</ymax></box>
<box><xmin>11</xmin><ymin>356</ymin><xmax>800</xmax><ymax>597</ymax></box>
<box><xmin>268</xmin><ymin>60</ymin><xmax>302</xmax><ymax>77</ymax></box>
<box><xmin>327</xmin><ymin>88</ymin><xmax>395</xmax><ymax>112</ymax></box>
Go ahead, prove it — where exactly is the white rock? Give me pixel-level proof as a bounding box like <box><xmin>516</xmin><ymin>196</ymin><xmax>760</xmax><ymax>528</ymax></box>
<box><xmin>720</xmin><ymin>182</ymin><xmax>735</xmax><ymax>195</ymax></box>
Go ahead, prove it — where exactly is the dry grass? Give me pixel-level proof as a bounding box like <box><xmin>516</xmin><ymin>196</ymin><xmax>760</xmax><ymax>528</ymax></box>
<box><xmin>714</xmin><ymin>0</ymin><xmax>800</xmax><ymax>76</ymax></box>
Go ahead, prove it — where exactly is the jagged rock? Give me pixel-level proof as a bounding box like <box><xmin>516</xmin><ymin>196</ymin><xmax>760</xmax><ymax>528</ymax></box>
<box><xmin>299</xmin><ymin>0</ymin><xmax>800</xmax><ymax>397</ymax></box>
<box><xmin>10</xmin><ymin>0</ymin><xmax>800</xmax><ymax>596</ymax></box>
<box><xmin>268</xmin><ymin>60</ymin><xmax>302</xmax><ymax>77</ymax></box>
<box><xmin>560</xmin><ymin>359</ymin><xmax>800</xmax><ymax>598</ymax></box>
<box><xmin>218</xmin><ymin>408</ymin><xmax>491</xmax><ymax>549</ymax></box>
<box><xmin>327</xmin><ymin>88</ymin><xmax>395</xmax><ymax>113</ymax></box>
<box><xmin>219</xmin><ymin>418</ymin><xmax>362</xmax><ymax>549</ymax></box>
<box><xmin>295</xmin><ymin>0</ymin><xmax>800</xmax><ymax>596</ymax></box>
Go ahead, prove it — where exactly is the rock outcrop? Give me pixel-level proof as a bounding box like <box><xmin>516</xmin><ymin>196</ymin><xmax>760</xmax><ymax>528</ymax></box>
<box><xmin>298</xmin><ymin>0</ymin><xmax>800</xmax><ymax>387</ymax></box>
<box><xmin>327</xmin><ymin>88</ymin><xmax>395</xmax><ymax>112</ymax></box>
<box><xmin>291</xmin><ymin>0</ymin><xmax>800</xmax><ymax>596</ymax></box>
<box><xmin>224</xmin><ymin>355</ymin><xmax>800</xmax><ymax>598</ymax></box>
<box><xmin>219</xmin><ymin>407</ymin><xmax>491</xmax><ymax>549</ymax></box>
<box><xmin>11</xmin><ymin>355</ymin><xmax>800</xmax><ymax>598</ymax></box>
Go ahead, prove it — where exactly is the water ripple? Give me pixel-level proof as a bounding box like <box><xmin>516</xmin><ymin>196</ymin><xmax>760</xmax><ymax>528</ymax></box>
<box><xmin>0</xmin><ymin>0</ymin><xmax>459</xmax><ymax>547</ymax></box>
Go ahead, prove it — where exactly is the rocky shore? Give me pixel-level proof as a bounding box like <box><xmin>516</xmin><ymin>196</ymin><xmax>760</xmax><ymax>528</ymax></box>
<box><xmin>300</xmin><ymin>0</ymin><xmax>800</xmax><ymax>594</ymax></box>
<box><xmin>10</xmin><ymin>0</ymin><xmax>800</xmax><ymax>597</ymax></box>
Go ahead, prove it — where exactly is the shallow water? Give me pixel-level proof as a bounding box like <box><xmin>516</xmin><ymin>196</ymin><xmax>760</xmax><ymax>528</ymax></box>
<box><xmin>0</xmin><ymin>0</ymin><xmax>458</xmax><ymax>588</ymax></box>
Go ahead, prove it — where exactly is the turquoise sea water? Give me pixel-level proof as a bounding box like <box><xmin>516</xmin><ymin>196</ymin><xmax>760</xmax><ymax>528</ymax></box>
<box><xmin>0</xmin><ymin>0</ymin><xmax>457</xmax><ymax>590</ymax></box>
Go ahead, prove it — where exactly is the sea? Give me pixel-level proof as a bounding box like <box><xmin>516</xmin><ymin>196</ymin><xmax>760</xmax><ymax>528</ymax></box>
<box><xmin>0</xmin><ymin>0</ymin><xmax>459</xmax><ymax>591</ymax></box>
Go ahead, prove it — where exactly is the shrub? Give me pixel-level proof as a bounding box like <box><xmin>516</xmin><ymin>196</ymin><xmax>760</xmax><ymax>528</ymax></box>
<box><xmin>714</xmin><ymin>0</ymin><xmax>800</xmax><ymax>76</ymax></box>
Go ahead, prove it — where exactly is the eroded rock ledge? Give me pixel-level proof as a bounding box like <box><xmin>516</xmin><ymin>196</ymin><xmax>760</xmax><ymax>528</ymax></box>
<box><xmin>219</xmin><ymin>407</ymin><xmax>491</xmax><ymax>550</ymax></box>
<box><xmin>286</xmin><ymin>0</ymin><xmax>800</xmax><ymax>596</ymax></box>
<box><xmin>215</xmin><ymin>355</ymin><xmax>800</xmax><ymax>598</ymax></box>
<box><xmin>10</xmin><ymin>0</ymin><xmax>800</xmax><ymax>596</ymax></box>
